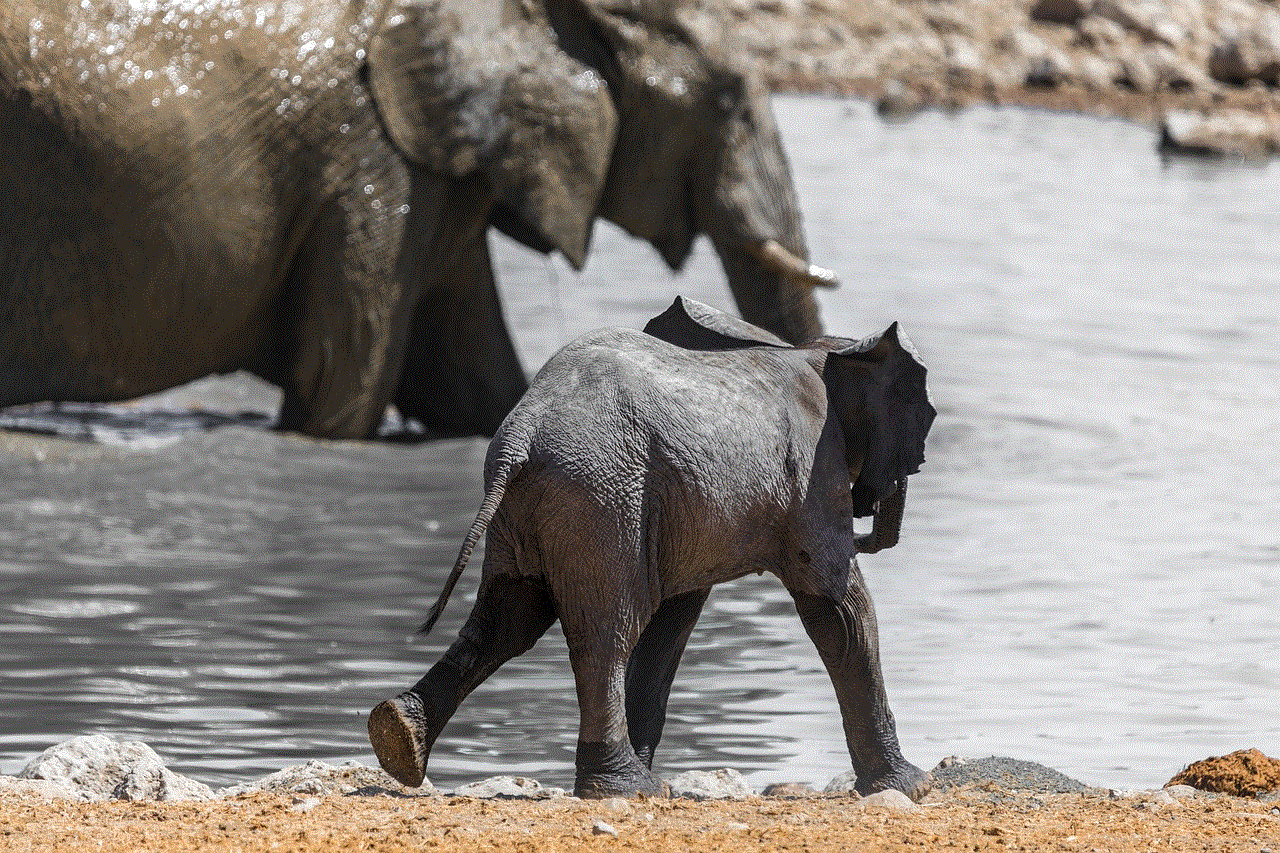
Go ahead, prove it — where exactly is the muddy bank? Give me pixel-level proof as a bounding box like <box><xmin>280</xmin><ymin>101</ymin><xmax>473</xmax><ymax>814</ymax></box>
<box><xmin>730</xmin><ymin>0</ymin><xmax>1280</xmax><ymax>150</ymax></box>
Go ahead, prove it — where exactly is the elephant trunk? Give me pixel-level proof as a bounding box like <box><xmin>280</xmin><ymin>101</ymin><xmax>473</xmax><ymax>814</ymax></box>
<box><xmin>705</xmin><ymin>94</ymin><xmax>835</xmax><ymax>345</ymax></box>
<box><xmin>855</xmin><ymin>478</ymin><xmax>906</xmax><ymax>555</ymax></box>
<box><xmin>712</xmin><ymin>235</ymin><xmax>827</xmax><ymax>345</ymax></box>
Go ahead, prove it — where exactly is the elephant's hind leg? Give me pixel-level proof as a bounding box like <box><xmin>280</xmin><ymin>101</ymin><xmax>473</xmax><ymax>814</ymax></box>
<box><xmin>368</xmin><ymin>572</ymin><xmax>557</xmax><ymax>787</ymax></box>
<box><xmin>624</xmin><ymin>588</ymin><xmax>710</xmax><ymax>769</ymax></box>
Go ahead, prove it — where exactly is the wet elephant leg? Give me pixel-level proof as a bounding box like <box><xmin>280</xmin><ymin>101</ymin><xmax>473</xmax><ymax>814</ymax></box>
<box><xmin>624</xmin><ymin>588</ymin><xmax>710</xmax><ymax>769</ymax></box>
<box><xmin>394</xmin><ymin>231</ymin><xmax>528</xmax><ymax>438</ymax></box>
<box><xmin>368</xmin><ymin>572</ymin><xmax>557</xmax><ymax>787</ymax></box>
<box><xmin>276</xmin><ymin>169</ymin><xmax>422</xmax><ymax>440</ymax></box>
<box><xmin>788</xmin><ymin>562</ymin><xmax>931</xmax><ymax>801</ymax></box>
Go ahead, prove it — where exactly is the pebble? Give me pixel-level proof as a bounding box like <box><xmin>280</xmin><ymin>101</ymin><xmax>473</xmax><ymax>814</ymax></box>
<box><xmin>591</xmin><ymin>820</ymin><xmax>618</xmax><ymax>837</ymax></box>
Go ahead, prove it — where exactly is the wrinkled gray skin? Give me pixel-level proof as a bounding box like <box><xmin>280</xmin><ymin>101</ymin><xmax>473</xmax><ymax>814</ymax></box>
<box><xmin>368</xmin><ymin>297</ymin><xmax>936</xmax><ymax>800</ymax></box>
<box><xmin>0</xmin><ymin>0</ymin><xmax>829</xmax><ymax>439</ymax></box>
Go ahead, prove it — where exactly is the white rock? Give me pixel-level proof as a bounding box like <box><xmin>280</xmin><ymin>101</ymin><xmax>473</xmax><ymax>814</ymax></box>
<box><xmin>667</xmin><ymin>768</ymin><xmax>753</xmax><ymax>801</ymax></box>
<box><xmin>0</xmin><ymin>775</ymin><xmax>79</xmax><ymax>802</ymax></box>
<box><xmin>1163</xmin><ymin>784</ymin><xmax>1200</xmax><ymax>799</ymax></box>
<box><xmin>451</xmin><ymin>776</ymin><xmax>564</xmax><ymax>799</ymax></box>
<box><xmin>591</xmin><ymin>820</ymin><xmax>619</xmax><ymax>837</ymax></box>
<box><xmin>18</xmin><ymin>735</ymin><xmax>213</xmax><ymax>802</ymax></box>
<box><xmin>219</xmin><ymin>759</ymin><xmax>426</xmax><ymax>798</ymax></box>
<box><xmin>856</xmin><ymin>789</ymin><xmax>919</xmax><ymax>811</ymax></box>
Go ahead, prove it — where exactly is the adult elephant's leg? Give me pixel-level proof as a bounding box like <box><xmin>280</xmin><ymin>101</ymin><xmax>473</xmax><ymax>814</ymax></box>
<box><xmin>277</xmin><ymin>185</ymin><xmax>418</xmax><ymax>440</ymax></box>
<box><xmin>624</xmin><ymin>588</ymin><xmax>710</xmax><ymax>769</ymax></box>
<box><xmin>394</xmin><ymin>230</ymin><xmax>528</xmax><ymax>438</ymax></box>
<box><xmin>368</xmin><ymin>571</ymin><xmax>557</xmax><ymax>788</ymax></box>
<box><xmin>787</xmin><ymin>561</ymin><xmax>931</xmax><ymax>801</ymax></box>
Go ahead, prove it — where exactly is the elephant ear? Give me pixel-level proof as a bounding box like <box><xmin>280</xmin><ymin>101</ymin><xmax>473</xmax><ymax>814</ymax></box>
<box><xmin>367</xmin><ymin>3</ymin><xmax>617</xmax><ymax>268</ymax></box>
<box><xmin>824</xmin><ymin>323</ymin><xmax>936</xmax><ymax>517</ymax></box>
<box><xmin>643</xmin><ymin>296</ymin><xmax>789</xmax><ymax>351</ymax></box>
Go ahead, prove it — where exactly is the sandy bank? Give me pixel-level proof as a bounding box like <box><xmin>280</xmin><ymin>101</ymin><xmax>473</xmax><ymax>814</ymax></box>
<box><xmin>2</xmin><ymin>782</ymin><xmax>1278</xmax><ymax>853</ymax></box>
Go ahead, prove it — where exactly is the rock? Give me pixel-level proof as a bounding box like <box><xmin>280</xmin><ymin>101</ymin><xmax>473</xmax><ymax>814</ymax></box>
<box><xmin>822</xmin><ymin>770</ymin><xmax>860</xmax><ymax>794</ymax></box>
<box><xmin>1208</xmin><ymin>13</ymin><xmax>1280</xmax><ymax>86</ymax></box>
<box><xmin>667</xmin><ymin>768</ymin><xmax>753</xmax><ymax>801</ymax></box>
<box><xmin>1031</xmin><ymin>0</ymin><xmax>1094</xmax><ymax>27</ymax></box>
<box><xmin>876</xmin><ymin>80</ymin><xmax>932</xmax><ymax>119</ymax></box>
<box><xmin>1163</xmin><ymin>784</ymin><xmax>1200</xmax><ymax>799</ymax></box>
<box><xmin>929</xmin><ymin>757</ymin><xmax>1091</xmax><ymax>794</ymax></box>
<box><xmin>0</xmin><ymin>776</ymin><xmax>80</xmax><ymax>802</ymax></box>
<box><xmin>219</xmin><ymin>759</ymin><xmax>425</xmax><ymax>798</ymax></box>
<box><xmin>289</xmin><ymin>796</ymin><xmax>322</xmax><ymax>813</ymax></box>
<box><xmin>450</xmin><ymin>776</ymin><xmax>565</xmax><ymax>800</ymax></box>
<box><xmin>17</xmin><ymin>735</ymin><xmax>214</xmax><ymax>803</ymax></box>
<box><xmin>762</xmin><ymin>782</ymin><xmax>818</xmax><ymax>797</ymax></box>
<box><xmin>1095</xmin><ymin>0</ymin><xmax>1186</xmax><ymax>47</ymax></box>
<box><xmin>856</xmin><ymin>789</ymin><xmax>918</xmax><ymax>810</ymax></box>
<box><xmin>1159</xmin><ymin>108</ymin><xmax>1280</xmax><ymax>158</ymax></box>
<box><xmin>591</xmin><ymin>820</ymin><xmax>619</xmax><ymax>837</ymax></box>
<box><xmin>1167</xmin><ymin>749</ymin><xmax>1280</xmax><ymax>797</ymax></box>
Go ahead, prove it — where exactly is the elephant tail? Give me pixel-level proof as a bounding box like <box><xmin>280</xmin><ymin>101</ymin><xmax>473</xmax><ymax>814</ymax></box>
<box><xmin>419</xmin><ymin>460</ymin><xmax>523</xmax><ymax>636</ymax></box>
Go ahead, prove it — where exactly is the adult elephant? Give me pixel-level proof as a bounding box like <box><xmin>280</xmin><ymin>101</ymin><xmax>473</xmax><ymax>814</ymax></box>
<box><xmin>0</xmin><ymin>0</ymin><xmax>833</xmax><ymax>439</ymax></box>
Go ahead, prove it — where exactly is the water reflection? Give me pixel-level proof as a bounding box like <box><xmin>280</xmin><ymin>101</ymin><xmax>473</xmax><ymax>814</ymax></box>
<box><xmin>2</xmin><ymin>99</ymin><xmax>1277</xmax><ymax>790</ymax></box>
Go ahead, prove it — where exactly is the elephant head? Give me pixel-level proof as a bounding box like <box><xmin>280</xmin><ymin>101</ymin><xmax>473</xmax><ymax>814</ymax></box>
<box><xmin>646</xmin><ymin>297</ymin><xmax>935</xmax><ymax>553</ymax></box>
<box><xmin>367</xmin><ymin>0</ymin><xmax>617</xmax><ymax>269</ymax></box>
<box><xmin>823</xmin><ymin>324</ymin><xmax>935</xmax><ymax>552</ymax></box>
<box><xmin>537</xmin><ymin>0</ymin><xmax>836</xmax><ymax>344</ymax></box>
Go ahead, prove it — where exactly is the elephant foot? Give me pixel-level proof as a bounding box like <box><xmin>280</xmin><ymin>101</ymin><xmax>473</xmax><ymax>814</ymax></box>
<box><xmin>574</xmin><ymin>739</ymin><xmax>669</xmax><ymax>799</ymax></box>
<box><xmin>368</xmin><ymin>692</ymin><xmax>431</xmax><ymax>787</ymax></box>
<box><xmin>858</xmin><ymin>760</ymin><xmax>933</xmax><ymax>803</ymax></box>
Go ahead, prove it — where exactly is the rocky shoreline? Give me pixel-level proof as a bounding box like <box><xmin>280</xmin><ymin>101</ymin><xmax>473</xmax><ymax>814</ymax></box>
<box><xmin>3</xmin><ymin>736</ymin><xmax>1279</xmax><ymax>853</ymax></box>
<box><xmin>730</xmin><ymin>0</ymin><xmax>1280</xmax><ymax>155</ymax></box>
<box><xmin>5</xmin><ymin>734</ymin><xmax>1279</xmax><ymax>806</ymax></box>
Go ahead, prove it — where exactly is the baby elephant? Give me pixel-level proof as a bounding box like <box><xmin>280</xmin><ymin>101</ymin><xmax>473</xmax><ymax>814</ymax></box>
<box><xmin>368</xmin><ymin>297</ymin><xmax>937</xmax><ymax>799</ymax></box>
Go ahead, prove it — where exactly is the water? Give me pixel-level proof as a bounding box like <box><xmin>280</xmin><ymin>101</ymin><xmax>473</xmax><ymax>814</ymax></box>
<box><xmin>2</xmin><ymin>98</ymin><xmax>1277</xmax><ymax>792</ymax></box>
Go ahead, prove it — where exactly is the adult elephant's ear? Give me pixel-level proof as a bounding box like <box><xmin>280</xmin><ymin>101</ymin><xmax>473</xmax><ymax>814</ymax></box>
<box><xmin>643</xmin><ymin>296</ymin><xmax>789</xmax><ymax>351</ymax></box>
<box><xmin>368</xmin><ymin>3</ymin><xmax>617</xmax><ymax>268</ymax></box>
<box><xmin>825</xmin><ymin>323</ymin><xmax>936</xmax><ymax>518</ymax></box>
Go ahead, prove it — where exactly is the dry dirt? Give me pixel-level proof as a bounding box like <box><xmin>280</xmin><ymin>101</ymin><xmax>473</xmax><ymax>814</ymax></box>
<box><xmin>2</xmin><ymin>785</ymin><xmax>1279</xmax><ymax>853</ymax></box>
<box><xmin>1170</xmin><ymin>750</ymin><xmax>1280</xmax><ymax>800</ymax></box>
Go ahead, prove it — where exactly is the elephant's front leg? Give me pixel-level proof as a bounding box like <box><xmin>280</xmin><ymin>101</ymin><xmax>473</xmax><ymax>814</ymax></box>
<box><xmin>394</xmin><ymin>227</ymin><xmax>528</xmax><ymax>438</ymax></box>
<box><xmin>624</xmin><ymin>588</ymin><xmax>710</xmax><ymax>768</ymax></box>
<box><xmin>788</xmin><ymin>561</ymin><xmax>931</xmax><ymax>801</ymax></box>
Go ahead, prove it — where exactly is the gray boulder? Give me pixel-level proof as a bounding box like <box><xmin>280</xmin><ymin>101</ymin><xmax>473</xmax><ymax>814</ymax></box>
<box><xmin>18</xmin><ymin>735</ymin><xmax>214</xmax><ymax>802</ymax></box>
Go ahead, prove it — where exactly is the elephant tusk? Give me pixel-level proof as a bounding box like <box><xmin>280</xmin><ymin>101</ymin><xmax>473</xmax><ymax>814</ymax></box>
<box><xmin>855</xmin><ymin>479</ymin><xmax>906</xmax><ymax>555</ymax></box>
<box><xmin>750</xmin><ymin>239</ymin><xmax>840</xmax><ymax>289</ymax></box>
